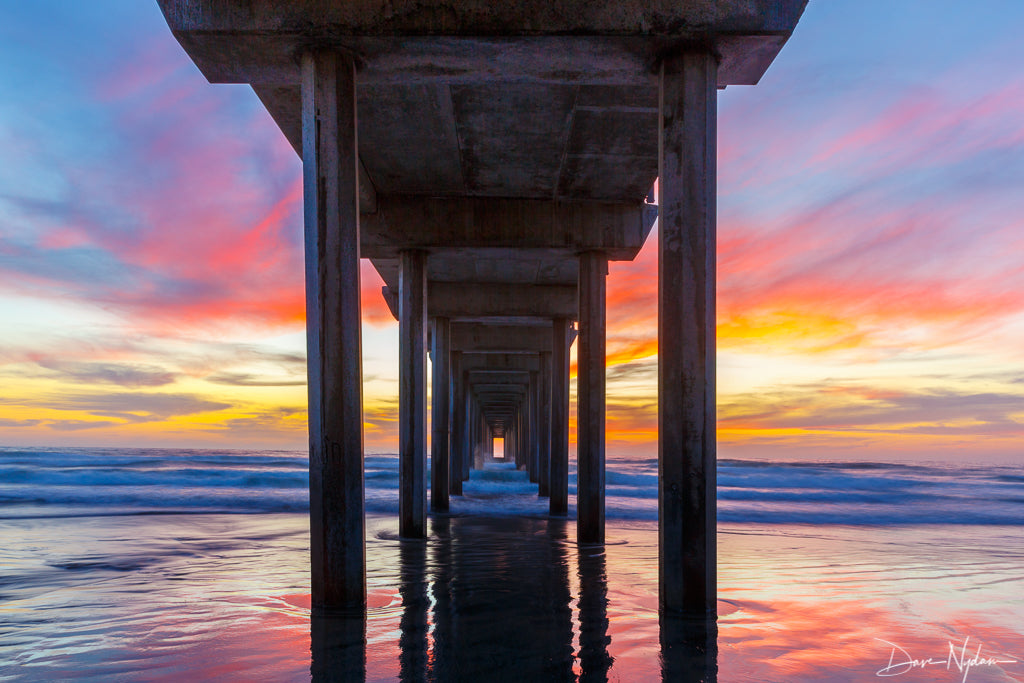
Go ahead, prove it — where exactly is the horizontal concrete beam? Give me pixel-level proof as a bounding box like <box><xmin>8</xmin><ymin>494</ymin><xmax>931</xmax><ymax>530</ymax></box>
<box><xmin>467</xmin><ymin>370</ymin><xmax>532</xmax><ymax>383</ymax></box>
<box><xmin>363</xmin><ymin>197</ymin><xmax>656</xmax><ymax>259</ymax></box>
<box><xmin>471</xmin><ymin>384</ymin><xmax>528</xmax><ymax>393</ymax></box>
<box><xmin>158</xmin><ymin>1</ymin><xmax>806</xmax><ymax>86</ymax></box>
<box><xmin>383</xmin><ymin>283</ymin><xmax>577</xmax><ymax>320</ymax></box>
<box><xmin>452</xmin><ymin>324</ymin><xmax>552</xmax><ymax>354</ymax></box>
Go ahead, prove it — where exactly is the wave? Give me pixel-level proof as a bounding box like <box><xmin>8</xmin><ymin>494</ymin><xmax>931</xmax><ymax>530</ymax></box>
<box><xmin>1</xmin><ymin>447</ymin><xmax>1021</xmax><ymax>526</ymax></box>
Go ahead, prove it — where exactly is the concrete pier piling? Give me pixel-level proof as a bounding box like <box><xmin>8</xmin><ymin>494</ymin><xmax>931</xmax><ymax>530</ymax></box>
<box><xmin>301</xmin><ymin>49</ymin><xmax>365</xmax><ymax>612</ymax></box>
<box><xmin>399</xmin><ymin>250</ymin><xmax>427</xmax><ymax>539</ymax></box>
<box><xmin>658</xmin><ymin>51</ymin><xmax>718</xmax><ymax>618</ymax></box>
<box><xmin>430</xmin><ymin>316</ymin><xmax>451</xmax><ymax>512</ymax></box>
<box><xmin>577</xmin><ymin>251</ymin><xmax>608</xmax><ymax>544</ymax></box>
<box><xmin>549</xmin><ymin>317</ymin><xmax>571</xmax><ymax>517</ymax></box>
<box><xmin>159</xmin><ymin>0</ymin><xmax>805</xmax><ymax>620</ymax></box>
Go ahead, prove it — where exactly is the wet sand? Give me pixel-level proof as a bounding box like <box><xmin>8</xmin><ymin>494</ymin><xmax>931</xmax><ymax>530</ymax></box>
<box><xmin>2</xmin><ymin>510</ymin><xmax>1021</xmax><ymax>682</ymax></box>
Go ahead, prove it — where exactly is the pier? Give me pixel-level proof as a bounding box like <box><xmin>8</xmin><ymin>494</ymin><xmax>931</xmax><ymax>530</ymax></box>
<box><xmin>157</xmin><ymin>0</ymin><xmax>805</xmax><ymax>621</ymax></box>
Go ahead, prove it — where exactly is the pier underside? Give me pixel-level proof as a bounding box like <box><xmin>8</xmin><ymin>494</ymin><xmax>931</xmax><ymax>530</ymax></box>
<box><xmin>158</xmin><ymin>0</ymin><xmax>806</xmax><ymax>621</ymax></box>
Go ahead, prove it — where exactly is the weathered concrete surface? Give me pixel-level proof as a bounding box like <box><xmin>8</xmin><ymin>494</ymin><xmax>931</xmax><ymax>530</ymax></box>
<box><xmin>158</xmin><ymin>1</ymin><xmax>807</xmax><ymax>88</ymax></box>
<box><xmin>451</xmin><ymin>323</ymin><xmax>551</xmax><ymax>354</ymax></box>
<box><xmin>658</xmin><ymin>52</ymin><xmax>717</xmax><ymax>617</ymax></box>
<box><xmin>303</xmin><ymin>50</ymin><xmax>365</xmax><ymax>613</ymax></box>
<box><xmin>361</xmin><ymin>198</ymin><xmax>655</xmax><ymax>258</ymax></box>
<box><xmin>381</xmin><ymin>283</ymin><xmax>576</xmax><ymax>321</ymax></box>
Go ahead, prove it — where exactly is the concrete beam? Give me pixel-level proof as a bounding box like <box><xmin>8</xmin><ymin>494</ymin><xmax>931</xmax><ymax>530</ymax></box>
<box><xmin>467</xmin><ymin>372</ymin><xmax>531</xmax><ymax>387</ymax></box>
<box><xmin>158</xmin><ymin>2</ymin><xmax>807</xmax><ymax>87</ymax></box>
<box><xmin>362</xmin><ymin>197</ymin><xmax>655</xmax><ymax>260</ymax></box>
<box><xmin>436</xmin><ymin>283</ymin><xmax>576</xmax><ymax>319</ymax></box>
<box><xmin>381</xmin><ymin>284</ymin><xmax>576</xmax><ymax>321</ymax></box>
<box><xmin>451</xmin><ymin>323</ymin><xmax>551</xmax><ymax>354</ymax></box>
<box><xmin>461</xmin><ymin>355</ymin><xmax>540</xmax><ymax>372</ymax></box>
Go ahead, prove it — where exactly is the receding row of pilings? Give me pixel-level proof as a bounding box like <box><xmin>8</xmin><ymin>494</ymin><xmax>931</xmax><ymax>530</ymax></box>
<box><xmin>304</xmin><ymin>49</ymin><xmax>716</xmax><ymax>621</ymax></box>
<box><xmin>424</xmin><ymin>318</ymin><xmax>575</xmax><ymax>521</ymax></box>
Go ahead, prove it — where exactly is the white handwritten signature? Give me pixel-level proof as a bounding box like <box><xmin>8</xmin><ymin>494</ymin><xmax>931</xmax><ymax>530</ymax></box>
<box><xmin>876</xmin><ymin>637</ymin><xmax>1017</xmax><ymax>682</ymax></box>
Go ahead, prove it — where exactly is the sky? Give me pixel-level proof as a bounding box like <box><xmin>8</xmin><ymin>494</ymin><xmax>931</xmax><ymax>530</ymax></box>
<box><xmin>1</xmin><ymin>1</ymin><xmax>1023</xmax><ymax>463</ymax></box>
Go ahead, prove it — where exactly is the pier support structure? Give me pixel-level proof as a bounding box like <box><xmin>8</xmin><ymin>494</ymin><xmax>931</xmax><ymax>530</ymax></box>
<box><xmin>658</xmin><ymin>51</ymin><xmax>718</xmax><ymax>618</ymax></box>
<box><xmin>450</xmin><ymin>352</ymin><xmax>465</xmax><ymax>496</ymax></box>
<box><xmin>302</xmin><ymin>49</ymin><xmax>365</xmax><ymax>612</ymax></box>
<box><xmin>577</xmin><ymin>251</ymin><xmax>607</xmax><ymax>544</ymax></box>
<box><xmin>529</xmin><ymin>369</ymin><xmax>540</xmax><ymax>483</ymax></box>
<box><xmin>538</xmin><ymin>350</ymin><xmax>552</xmax><ymax>498</ymax></box>
<box><xmin>400</xmin><ymin>250</ymin><xmax>428</xmax><ymax>538</ymax></box>
<box><xmin>431</xmin><ymin>316</ymin><xmax>451</xmax><ymax>512</ymax></box>
<box><xmin>549</xmin><ymin>317</ymin><xmax>571</xmax><ymax>516</ymax></box>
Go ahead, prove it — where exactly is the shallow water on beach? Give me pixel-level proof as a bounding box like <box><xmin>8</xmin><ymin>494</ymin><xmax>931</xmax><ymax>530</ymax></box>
<box><xmin>1</xmin><ymin>450</ymin><xmax>1022</xmax><ymax>681</ymax></box>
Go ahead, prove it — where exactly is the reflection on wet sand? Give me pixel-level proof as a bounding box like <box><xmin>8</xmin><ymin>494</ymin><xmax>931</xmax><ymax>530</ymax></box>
<box><xmin>310</xmin><ymin>611</ymin><xmax>366</xmax><ymax>682</ymax></box>
<box><xmin>311</xmin><ymin>515</ymin><xmax>719</xmax><ymax>682</ymax></box>
<box><xmin>660</xmin><ymin>614</ymin><xmax>718</xmax><ymax>683</ymax></box>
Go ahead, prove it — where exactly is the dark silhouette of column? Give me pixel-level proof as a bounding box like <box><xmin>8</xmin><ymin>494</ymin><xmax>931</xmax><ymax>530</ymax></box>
<box><xmin>431</xmin><ymin>316</ymin><xmax>450</xmax><ymax>511</ymax></box>
<box><xmin>550</xmin><ymin>317</ymin><xmax>570</xmax><ymax>516</ymax></box>
<box><xmin>538</xmin><ymin>350</ymin><xmax>552</xmax><ymax>497</ymax></box>
<box><xmin>578</xmin><ymin>251</ymin><xmax>607</xmax><ymax>544</ymax></box>
<box><xmin>399</xmin><ymin>250</ymin><xmax>427</xmax><ymax>538</ymax></box>
<box><xmin>450</xmin><ymin>352</ymin><xmax>464</xmax><ymax>495</ymax></box>
<box><xmin>529</xmin><ymin>369</ymin><xmax>539</xmax><ymax>484</ymax></box>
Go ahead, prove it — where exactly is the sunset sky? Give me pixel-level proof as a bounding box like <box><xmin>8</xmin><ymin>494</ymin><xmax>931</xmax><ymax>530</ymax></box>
<box><xmin>2</xmin><ymin>1</ymin><xmax>1023</xmax><ymax>463</ymax></box>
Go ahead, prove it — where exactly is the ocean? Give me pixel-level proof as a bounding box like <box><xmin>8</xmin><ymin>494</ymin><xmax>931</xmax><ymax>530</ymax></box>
<box><xmin>1</xmin><ymin>447</ymin><xmax>1021</xmax><ymax>681</ymax></box>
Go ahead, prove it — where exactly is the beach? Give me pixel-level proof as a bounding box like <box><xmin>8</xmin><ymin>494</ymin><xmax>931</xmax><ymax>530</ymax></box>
<box><xmin>1</xmin><ymin>448</ymin><xmax>1021</xmax><ymax>681</ymax></box>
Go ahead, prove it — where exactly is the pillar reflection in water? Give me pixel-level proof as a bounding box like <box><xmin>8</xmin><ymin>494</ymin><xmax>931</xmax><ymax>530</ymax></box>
<box><xmin>660</xmin><ymin>614</ymin><xmax>718</xmax><ymax>683</ymax></box>
<box><xmin>577</xmin><ymin>546</ymin><xmax>614</xmax><ymax>681</ymax></box>
<box><xmin>399</xmin><ymin>539</ymin><xmax>429</xmax><ymax>682</ymax></box>
<box><xmin>310</xmin><ymin>611</ymin><xmax>366</xmax><ymax>683</ymax></box>
<box><xmin>396</xmin><ymin>516</ymin><xmax>589</xmax><ymax>680</ymax></box>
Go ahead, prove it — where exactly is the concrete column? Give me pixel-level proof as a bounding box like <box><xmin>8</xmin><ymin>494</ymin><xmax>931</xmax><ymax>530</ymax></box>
<box><xmin>431</xmin><ymin>316</ymin><xmax>451</xmax><ymax>512</ymax></box>
<box><xmin>538</xmin><ymin>351</ymin><xmax>552</xmax><ymax>497</ymax></box>
<box><xmin>462</xmin><ymin>371</ymin><xmax>472</xmax><ymax>480</ymax></box>
<box><xmin>302</xmin><ymin>50</ymin><xmax>365</xmax><ymax>613</ymax></box>
<box><xmin>399</xmin><ymin>250</ymin><xmax>428</xmax><ymax>538</ymax></box>
<box><xmin>529</xmin><ymin>370</ymin><xmax>539</xmax><ymax>484</ymax></box>
<box><xmin>550</xmin><ymin>317</ymin><xmax>570</xmax><ymax>516</ymax></box>
<box><xmin>578</xmin><ymin>251</ymin><xmax>607</xmax><ymax>544</ymax></box>
<box><xmin>473</xmin><ymin>406</ymin><xmax>485</xmax><ymax>470</ymax></box>
<box><xmin>658</xmin><ymin>51</ymin><xmax>718</xmax><ymax>617</ymax></box>
<box><xmin>450</xmin><ymin>352</ymin><xmax>464</xmax><ymax>496</ymax></box>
